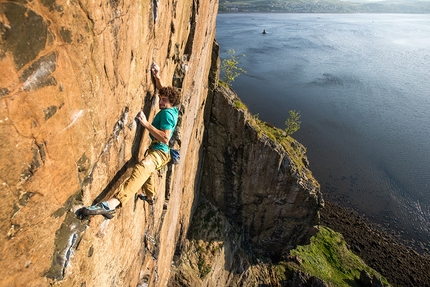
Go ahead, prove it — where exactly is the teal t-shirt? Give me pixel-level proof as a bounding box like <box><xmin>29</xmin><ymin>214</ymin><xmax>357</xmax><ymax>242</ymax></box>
<box><xmin>150</xmin><ymin>107</ymin><xmax>178</xmax><ymax>153</ymax></box>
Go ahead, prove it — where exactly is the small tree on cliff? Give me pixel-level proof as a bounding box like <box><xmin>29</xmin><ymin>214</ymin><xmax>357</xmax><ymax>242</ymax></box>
<box><xmin>285</xmin><ymin>110</ymin><xmax>301</xmax><ymax>136</ymax></box>
<box><xmin>221</xmin><ymin>49</ymin><xmax>246</xmax><ymax>87</ymax></box>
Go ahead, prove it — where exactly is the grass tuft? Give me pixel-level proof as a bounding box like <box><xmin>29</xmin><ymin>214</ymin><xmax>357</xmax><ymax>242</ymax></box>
<box><xmin>285</xmin><ymin>227</ymin><xmax>391</xmax><ymax>286</ymax></box>
<box><xmin>234</xmin><ymin>99</ymin><xmax>247</xmax><ymax>110</ymax></box>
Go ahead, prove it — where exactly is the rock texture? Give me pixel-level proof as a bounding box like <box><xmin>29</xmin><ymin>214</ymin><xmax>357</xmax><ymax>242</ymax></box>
<box><xmin>0</xmin><ymin>0</ymin><xmax>218</xmax><ymax>286</ymax></box>
<box><xmin>202</xmin><ymin>85</ymin><xmax>323</xmax><ymax>260</ymax></box>
<box><xmin>169</xmin><ymin>198</ymin><xmax>290</xmax><ymax>286</ymax></box>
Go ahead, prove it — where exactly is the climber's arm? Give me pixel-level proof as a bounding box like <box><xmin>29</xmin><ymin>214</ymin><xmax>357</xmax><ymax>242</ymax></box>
<box><xmin>137</xmin><ymin>111</ymin><xmax>171</xmax><ymax>144</ymax></box>
<box><xmin>151</xmin><ymin>63</ymin><xmax>163</xmax><ymax>90</ymax></box>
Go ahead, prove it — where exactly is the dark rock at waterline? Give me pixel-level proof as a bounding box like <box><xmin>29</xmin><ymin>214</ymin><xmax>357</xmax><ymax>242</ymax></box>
<box><xmin>321</xmin><ymin>201</ymin><xmax>430</xmax><ymax>287</ymax></box>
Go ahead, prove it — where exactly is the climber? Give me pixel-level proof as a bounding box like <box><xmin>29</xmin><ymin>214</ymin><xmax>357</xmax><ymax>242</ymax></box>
<box><xmin>81</xmin><ymin>63</ymin><xmax>180</xmax><ymax>219</ymax></box>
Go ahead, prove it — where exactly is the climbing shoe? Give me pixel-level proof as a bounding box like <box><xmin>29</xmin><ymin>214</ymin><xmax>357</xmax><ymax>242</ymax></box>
<box><xmin>137</xmin><ymin>194</ymin><xmax>154</xmax><ymax>205</ymax></box>
<box><xmin>81</xmin><ymin>202</ymin><xmax>116</xmax><ymax>219</ymax></box>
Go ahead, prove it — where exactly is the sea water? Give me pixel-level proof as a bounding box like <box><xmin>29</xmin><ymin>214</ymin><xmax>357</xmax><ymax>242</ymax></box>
<box><xmin>216</xmin><ymin>13</ymin><xmax>430</xmax><ymax>251</ymax></box>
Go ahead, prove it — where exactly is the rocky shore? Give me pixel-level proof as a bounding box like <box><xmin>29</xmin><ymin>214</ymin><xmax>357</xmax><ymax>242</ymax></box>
<box><xmin>321</xmin><ymin>201</ymin><xmax>430</xmax><ymax>287</ymax></box>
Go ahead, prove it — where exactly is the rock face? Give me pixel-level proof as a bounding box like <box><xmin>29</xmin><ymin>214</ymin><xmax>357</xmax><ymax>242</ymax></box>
<box><xmin>202</xmin><ymin>85</ymin><xmax>323</xmax><ymax>260</ymax></box>
<box><xmin>0</xmin><ymin>0</ymin><xmax>218</xmax><ymax>286</ymax></box>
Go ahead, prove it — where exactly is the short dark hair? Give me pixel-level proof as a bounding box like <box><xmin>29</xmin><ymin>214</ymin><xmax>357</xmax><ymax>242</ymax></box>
<box><xmin>159</xmin><ymin>86</ymin><xmax>181</xmax><ymax>106</ymax></box>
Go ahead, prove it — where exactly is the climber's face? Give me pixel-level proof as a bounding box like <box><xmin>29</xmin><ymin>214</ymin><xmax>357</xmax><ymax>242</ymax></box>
<box><xmin>158</xmin><ymin>95</ymin><xmax>173</xmax><ymax>110</ymax></box>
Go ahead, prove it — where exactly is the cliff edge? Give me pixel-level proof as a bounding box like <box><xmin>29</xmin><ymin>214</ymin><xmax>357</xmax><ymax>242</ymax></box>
<box><xmin>202</xmin><ymin>84</ymin><xmax>323</xmax><ymax>260</ymax></box>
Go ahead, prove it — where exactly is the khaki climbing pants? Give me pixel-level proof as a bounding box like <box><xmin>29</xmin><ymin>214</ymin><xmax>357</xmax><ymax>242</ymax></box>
<box><xmin>115</xmin><ymin>148</ymin><xmax>170</xmax><ymax>206</ymax></box>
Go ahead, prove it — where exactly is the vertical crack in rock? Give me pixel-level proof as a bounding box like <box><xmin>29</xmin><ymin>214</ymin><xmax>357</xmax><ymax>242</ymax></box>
<box><xmin>100</xmin><ymin>107</ymin><xmax>129</xmax><ymax>155</ymax></box>
<box><xmin>183</xmin><ymin>1</ymin><xmax>197</xmax><ymax>58</ymax></box>
<box><xmin>130</xmin><ymin>92</ymin><xmax>153</xmax><ymax>159</ymax></box>
<box><xmin>76</xmin><ymin>0</ymin><xmax>94</xmax><ymax>28</ymax></box>
<box><xmin>152</xmin><ymin>0</ymin><xmax>158</xmax><ymax>22</ymax></box>
<box><xmin>113</xmin><ymin>107</ymin><xmax>129</xmax><ymax>141</ymax></box>
<box><xmin>172</xmin><ymin>50</ymin><xmax>188</xmax><ymax>89</ymax></box>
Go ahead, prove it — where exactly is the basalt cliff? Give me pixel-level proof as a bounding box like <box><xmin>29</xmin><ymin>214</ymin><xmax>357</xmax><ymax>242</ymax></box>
<box><xmin>1</xmin><ymin>0</ymin><xmax>326</xmax><ymax>286</ymax></box>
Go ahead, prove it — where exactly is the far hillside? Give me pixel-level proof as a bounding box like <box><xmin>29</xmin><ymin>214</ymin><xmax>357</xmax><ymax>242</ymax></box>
<box><xmin>219</xmin><ymin>0</ymin><xmax>430</xmax><ymax>13</ymax></box>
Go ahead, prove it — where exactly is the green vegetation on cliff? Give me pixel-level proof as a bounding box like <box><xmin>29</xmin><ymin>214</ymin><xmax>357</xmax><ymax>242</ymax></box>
<box><xmin>221</xmin><ymin>49</ymin><xmax>246</xmax><ymax>87</ymax></box>
<box><xmin>250</xmin><ymin>111</ymin><xmax>315</xmax><ymax>185</ymax></box>
<box><xmin>284</xmin><ymin>109</ymin><xmax>301</xmax><ymax>136</ymax></box>
<box><xmin>282</xmin><ymin>227</ymin><xmax>391</xmax><ymax>286</ymax></box>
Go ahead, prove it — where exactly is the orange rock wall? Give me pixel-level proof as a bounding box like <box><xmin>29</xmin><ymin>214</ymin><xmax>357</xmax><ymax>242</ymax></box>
<box><xmin>0</xmin><ymin>0</ymin><xmax>218</xmax><ymax>286</ymax></box>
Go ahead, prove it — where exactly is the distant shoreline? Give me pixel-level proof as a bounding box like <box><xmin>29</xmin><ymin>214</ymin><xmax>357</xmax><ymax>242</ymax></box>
<box><xmin>218</xmin><ymin>0</ymin><xmax>430</xmax><ymax>14</ymax></box>
<box><xmin>218</xmin><ymin>11</ymin><xmax>430</xmax><ymax>14</ymax></box>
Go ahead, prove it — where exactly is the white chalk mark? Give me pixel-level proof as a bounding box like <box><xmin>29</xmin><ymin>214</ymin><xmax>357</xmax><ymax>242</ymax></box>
<box><xmin>22</xmin><ymin>60</ymin><xmax>56</xmax><ymax>91</ymax></box>
<box><xmin>62</xmin><ymin>110</ymin><xmax>83</xmax><ymax>132</ymax></box>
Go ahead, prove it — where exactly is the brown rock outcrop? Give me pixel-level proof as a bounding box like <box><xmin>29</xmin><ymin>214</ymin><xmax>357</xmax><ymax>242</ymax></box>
<box><xmin>201</xmin><ymin>85</ymin><xmax>323</xmax><ymax>260</ymax></box>
<box><xmin>0</xmin><ymin>0</ymin><xmax>218</xmax><ymax>286</ymax></box>
<box><xmin>170</xmin><ymin>198</ymin><xmax>288</xmax><ymax>286</ymax></box>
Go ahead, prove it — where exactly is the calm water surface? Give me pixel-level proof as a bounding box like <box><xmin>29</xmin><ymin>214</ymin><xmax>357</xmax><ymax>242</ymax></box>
<box><xmin>216</xmin><ymin>13</ymin><xmax>430</xmax><ymax>251</ymax></box>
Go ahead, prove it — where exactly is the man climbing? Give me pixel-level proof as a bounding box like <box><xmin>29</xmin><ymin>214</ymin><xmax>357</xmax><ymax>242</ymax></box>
<box><xmin>82</xmin><ymin>63</ymin><xmax>180</xmax><ymax>219</ymax></box>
